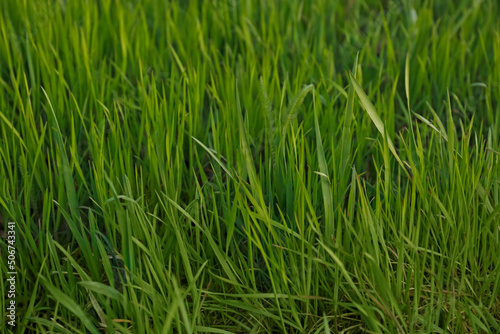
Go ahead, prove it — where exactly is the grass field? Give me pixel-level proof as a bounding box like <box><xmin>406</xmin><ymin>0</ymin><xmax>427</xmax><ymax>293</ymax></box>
<box><xmin>0</xmin><ymin>0</ymin><xmax>499</xmax><ymax>333</ymax></box>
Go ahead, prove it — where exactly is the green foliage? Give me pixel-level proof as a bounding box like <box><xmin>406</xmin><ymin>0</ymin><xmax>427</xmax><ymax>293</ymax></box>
<box><xmin>0</xmin><ymin>0</ymin><xmax>499</xmax><ymax>332</ymax></box>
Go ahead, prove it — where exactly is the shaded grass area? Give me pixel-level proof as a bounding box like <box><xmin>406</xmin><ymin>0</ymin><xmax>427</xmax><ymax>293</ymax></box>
<box><xmin>0</xmin><ymin>0</ymin><xmax>499</xmax><ymax>332</ymax></box>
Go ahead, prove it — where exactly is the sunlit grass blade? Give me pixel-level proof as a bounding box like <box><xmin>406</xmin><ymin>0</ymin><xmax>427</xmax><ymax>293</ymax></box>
<box><xmin>349</xmin><ymin>73</ymin><xmax>408</xmax><ymax>175</ymax></box>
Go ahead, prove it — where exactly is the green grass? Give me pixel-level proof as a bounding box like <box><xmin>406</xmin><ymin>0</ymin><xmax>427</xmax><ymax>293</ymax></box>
<box><xmin>0</xmin><ymin>0</ymin><xmax>499</xmax><ymax>332</ymax></box>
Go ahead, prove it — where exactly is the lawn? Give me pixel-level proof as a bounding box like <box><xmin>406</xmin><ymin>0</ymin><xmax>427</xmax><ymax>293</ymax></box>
<box><xmin>0</xmin><ymin>0</ymin><xmax>499</xmax><ymax>333</ymax></box>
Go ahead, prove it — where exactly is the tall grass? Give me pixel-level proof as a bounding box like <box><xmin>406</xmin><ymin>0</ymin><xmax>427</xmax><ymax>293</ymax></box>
<box><xmin>0</xmin><ymin>0</ymin><xmax>499</xmax><ymax>332</ymax></box>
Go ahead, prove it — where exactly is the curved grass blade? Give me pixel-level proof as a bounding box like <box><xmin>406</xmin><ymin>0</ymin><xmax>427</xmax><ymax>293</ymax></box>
<box><xmin>313</xmin><ymin>91</ymin><xmax>334</xmax><ymax>241</ymax></box>
<box><xmin>349</xmin><ymin>74</ymin><xmax>408</xmax><ymax>175</ymax></box>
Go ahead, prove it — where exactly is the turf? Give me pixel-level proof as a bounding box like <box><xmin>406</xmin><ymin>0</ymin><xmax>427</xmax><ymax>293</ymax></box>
<box><xmin>0</xmin><ymin>0</ymin><xmax>499</xmax><ymax>333</ymax></box>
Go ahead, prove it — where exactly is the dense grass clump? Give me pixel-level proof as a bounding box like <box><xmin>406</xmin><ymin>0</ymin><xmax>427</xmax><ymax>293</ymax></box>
<box><xmin>0</xmin><ymin>0</ymin><xmax>499</xmax><ymax>333</ymax></box>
